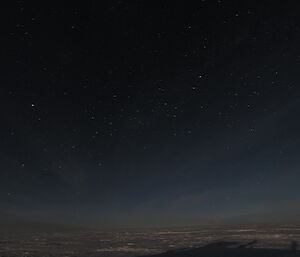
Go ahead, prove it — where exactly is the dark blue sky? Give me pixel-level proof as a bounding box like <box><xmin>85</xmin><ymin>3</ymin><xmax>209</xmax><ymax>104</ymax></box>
<box><xmin>1</xmin><ymin>1</ymin><xmax>300</xmax><ymax>228</ymax></box>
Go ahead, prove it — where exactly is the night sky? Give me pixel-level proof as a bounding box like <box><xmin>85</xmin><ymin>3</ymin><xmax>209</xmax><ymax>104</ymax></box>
<box><xmin>1</xmin><ymin>1</ymin><xmax>300</xmax><ymax>228</ymax></box>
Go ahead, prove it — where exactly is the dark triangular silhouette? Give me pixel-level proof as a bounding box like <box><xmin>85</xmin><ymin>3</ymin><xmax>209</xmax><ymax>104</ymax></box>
<box><xmin>138</xmin><ymin>240</ymin><xmax>300</xmax><ymax>257</ymax></box>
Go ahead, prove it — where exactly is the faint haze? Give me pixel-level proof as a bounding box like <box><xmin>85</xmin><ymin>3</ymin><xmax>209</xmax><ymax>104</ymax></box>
<box><xmin>1</xmin><ymin>1</ymin><xmax>300</xmax><ymax>232</ymax></box>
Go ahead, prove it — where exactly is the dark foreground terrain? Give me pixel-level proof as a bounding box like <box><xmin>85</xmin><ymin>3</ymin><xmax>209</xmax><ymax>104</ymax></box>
<box><xmin>1</xmin><ymin>225</ymin><xmax>300</xmax><ymax>256</ymax></box>
<box><xmin>140</xmin><ymin>241</ymin><xmax>300</xmax><ymax>257</ymax></box>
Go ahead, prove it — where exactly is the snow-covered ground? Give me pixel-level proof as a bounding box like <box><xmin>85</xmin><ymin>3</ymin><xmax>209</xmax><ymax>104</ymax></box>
<box><xmin>0</xmin><ymin>225</ymin><xmax>299</xmax><ymax>256</ymax></box>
